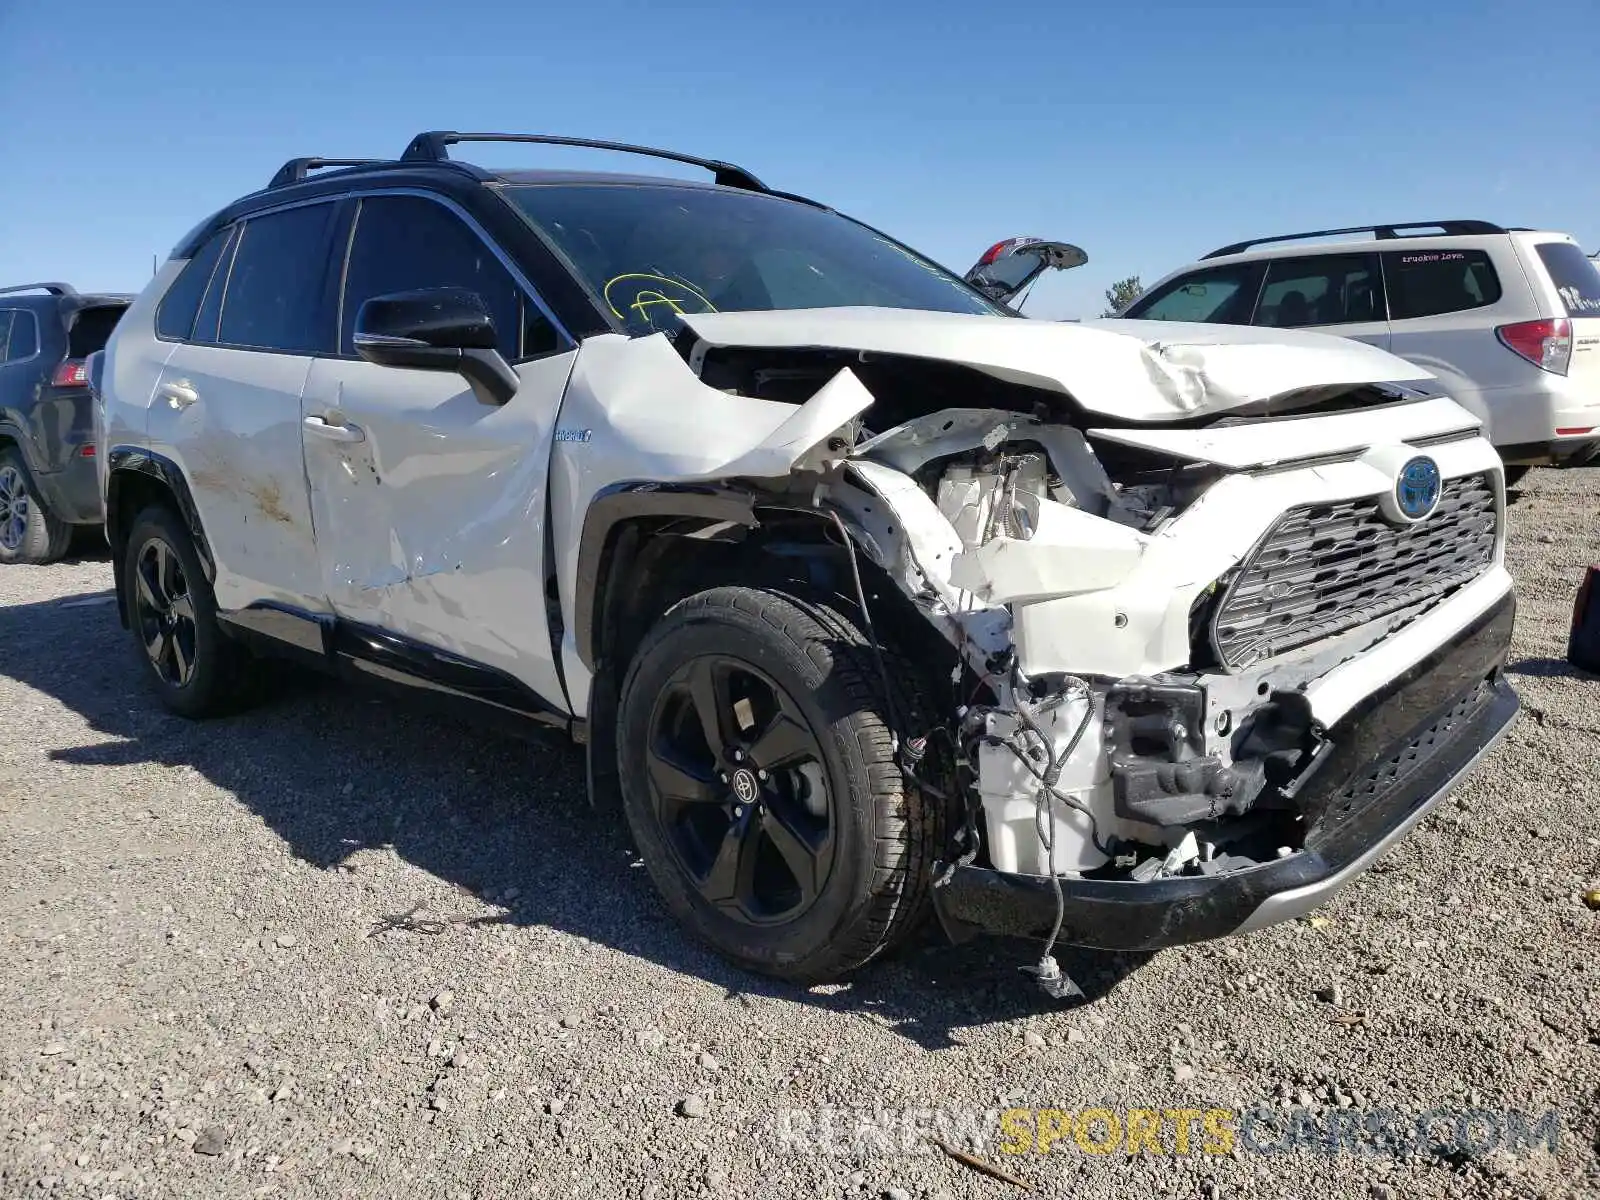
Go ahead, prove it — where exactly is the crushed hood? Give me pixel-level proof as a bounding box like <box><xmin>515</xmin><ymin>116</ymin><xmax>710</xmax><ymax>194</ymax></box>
<box><xmin>679</xmin><ymin>307</ymin><xmax>1435</xmax><ymax>423</ymax></box>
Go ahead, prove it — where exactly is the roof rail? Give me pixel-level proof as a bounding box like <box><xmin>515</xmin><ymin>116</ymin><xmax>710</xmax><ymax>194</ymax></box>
<box><xmin>0</xmin><ymin>281</ymin><xmax>77</xmax><ymax>298</ymax></box>
<box><xmin>399</xmin><ymin>131</ymin><xmax>771</xmax><ymax>192</ymax></box>
<box><xmin>1201</xmin><ymin>220</ymin><xmax>1508</xmax><ymax>259</ymax></box>
<box><xmin>268</xmin><ymin>157</ymin><xmax>388</xmax><ymax>189</ymax></box>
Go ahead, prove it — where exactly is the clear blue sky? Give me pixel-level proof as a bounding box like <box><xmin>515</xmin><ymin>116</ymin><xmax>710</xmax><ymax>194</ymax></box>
<box><xmin>2</xmin><ymin>0</ymin><xmax>1595</xmax><ymax>320</ymax></box>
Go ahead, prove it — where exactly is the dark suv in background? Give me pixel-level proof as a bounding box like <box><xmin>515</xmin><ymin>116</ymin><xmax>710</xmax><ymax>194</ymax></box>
<box><xmin>0</xmin><ymin>283</ymin><xmax>130</xmax><ymax>562</ymax></box>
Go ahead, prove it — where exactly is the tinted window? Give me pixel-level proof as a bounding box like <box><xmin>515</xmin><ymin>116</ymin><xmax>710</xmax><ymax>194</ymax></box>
<box><xmin>504</xmin><ymin>183</ymin><xmax>1004</xmax><ymax>336</ymax></box>
<box><xmin>193</xmin><ymin>225</ymin><xmax>239</xmax><ymax>345</ymax></box>
<box><xmin>1383</xmin><ymin>249</ymin><xmax>1501</xmax><ymax>320</ymax></box>
<box><xmin>68</xmin><ymin>304</ymin><xmax>128</xmax><ymax>357</ymax></box>
<box><xmin>2</xmin><ymin>310</ymin><xmax>39</xmax><ymax>361</ymax></box>
<box><xmin>340</xmin><ymin>195</ymin><xmax>555</xmax><ymax>360</ymax></box>
<box><xmin>217</xmin><ymin>203</ymin><xmax>338</xmax><ymax>353</ymax></box>
<box><xmin>156</xmin><ymin>229</ymin><xmax>232</xmax><ymax>341</ymax></box>
<box><xmin>1534</xmin><ymin>243</ymin><xmax>1600</xmax><ymax>318</ymax></box>
<box><xmin>1122</xmin><ymin>263</ymin><xmax>1263</xmax><ymax>324</ymax></box>
<box><xmin>1255</xmin><ymin>254</ymin><xmax>1380</xmax><ymax>328</ymax></box>
<box><xmin>0</xmin><ymin>311</ymin><xmax>12</xmax><ymax>362</ymax></box>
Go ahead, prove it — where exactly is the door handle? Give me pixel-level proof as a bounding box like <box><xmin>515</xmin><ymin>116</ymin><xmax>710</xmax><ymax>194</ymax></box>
<box><xmin>159</xmin><ymin>380</ymin><xmax>199</xmax><ymax>409</ymax></box>
<box><xmin>303</xmin><ymin>414</ymin><xmax>366</xmax><ymax>443</ymax></box>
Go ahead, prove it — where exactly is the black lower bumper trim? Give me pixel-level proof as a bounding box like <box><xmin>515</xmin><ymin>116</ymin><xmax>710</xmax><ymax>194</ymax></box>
<box><xmin>932</xmin><ymin>588</ymin><xmax>1519</xmax><ymax>951</ymax></box>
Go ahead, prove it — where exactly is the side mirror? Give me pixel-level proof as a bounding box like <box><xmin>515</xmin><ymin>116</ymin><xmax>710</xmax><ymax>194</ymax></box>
<box><xmin>352</xmin><ymin>287</ymin><xmax>519</xmax><ymax>406</ymax></box>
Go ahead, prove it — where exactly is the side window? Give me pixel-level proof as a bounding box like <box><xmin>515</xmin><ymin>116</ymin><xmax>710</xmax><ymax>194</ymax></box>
<box><xmin>1533</xmin><ymin>242</ymin><xmax>1600</xmax><ymax>318</ymax></box>
<box><xmin>217</xmin><ymin>203</ymin><xmax>339</xmax><ymax>353</ymax></box>
<box><xmin>156</xmin><ymin>228</ymin><xmax>233</xmax><ymax>341</ymax></box>
<box><xmin>0</xmin><ymin>311</ymin><xmax>13</xmax><ymax>362</ymax></box>
<box><xmin>1123</xmin><ymin>264</ymin><xmax>1263</xmax><ymax>324</ymax></box>
<box><xmin>3</xmin><ymin>310</ymin><xmax>39</xmax><ymax>360</ymax></box>
<box><xmin>192</xmin><ymin>225</ymin><xmax>239</xmax><ymax>345</ymax></box>
<box><xmin>1383</xmin><ymin>249</ymin><xmax>1502</xmax><ymax>321</ymax></box>
<box><xmin>1255</xmin><ymin>255</ymin><xmax>1380</xmax><ymax>328</ymax></box>
<box><xmin>339</xmin><ymin>195</ymin><xmax>558</xmax><ymax>360</ymax></box>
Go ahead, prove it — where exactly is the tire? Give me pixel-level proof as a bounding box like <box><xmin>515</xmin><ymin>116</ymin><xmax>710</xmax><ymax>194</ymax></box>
<box><xmin>120</xmin><ymin>504</ymin><xmax>252</xmax><ymax>719</ymax></box>
<box><xmin>0</xmin><ymin>448</ymin><xmax>72</xmax><ymax>565</ymax></box>
<box><xmin>616</xmin><ymin>584</ymin><xmax>945</xmax><ymax>983</ymax></box>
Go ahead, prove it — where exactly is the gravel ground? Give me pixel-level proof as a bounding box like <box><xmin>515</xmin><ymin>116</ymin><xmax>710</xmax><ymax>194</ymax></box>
<box><xmin>1</xmin><ymin>471</ymin><xmax>1597</xmax><ymax>1200</ymax></box>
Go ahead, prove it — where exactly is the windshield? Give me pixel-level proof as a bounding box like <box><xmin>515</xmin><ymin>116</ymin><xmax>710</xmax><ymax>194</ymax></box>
<box><xmin>502</xmin><ymin>183</ymin><xmax>1005</xmax><ymax>335</ymax></box>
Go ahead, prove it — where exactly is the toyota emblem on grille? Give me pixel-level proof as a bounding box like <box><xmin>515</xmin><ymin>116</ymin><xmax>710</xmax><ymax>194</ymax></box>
<box><xmin>1392</xmin><ymin>456</ymin><xmax>1442</xmax><ymax>523</ymax></box>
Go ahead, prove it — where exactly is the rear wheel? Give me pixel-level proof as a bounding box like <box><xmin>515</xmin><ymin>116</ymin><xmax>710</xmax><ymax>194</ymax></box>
<box><xmin>0</xmin><ymin>449</ymin><xmax>71</xmax><ymax>565</ymax></box>
<box><xmin>617</xmin><ymin>585</ymin><xmax>944</xmax><ymax>982</ymax></box>
<box><xmin>121</xmin><ymin>505</ymin><xmax>253</xmax><ymax>718</ymax></box>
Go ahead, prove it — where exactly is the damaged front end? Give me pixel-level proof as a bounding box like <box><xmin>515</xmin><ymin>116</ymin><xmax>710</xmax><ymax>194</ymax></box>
<box><xmin>561</xmin><ymin>313</ymin><xmax>1520</xmax><ymax>961</ymax></box>
<box><xmin>806</xmin><ymin>395</ymin><xmax>1519</xmax><ymax>954</ymax></box>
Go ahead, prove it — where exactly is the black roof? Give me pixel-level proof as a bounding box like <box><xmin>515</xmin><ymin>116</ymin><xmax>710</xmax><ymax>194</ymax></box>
<box><xmin>173</xmin><ymin>130</ymin><xmax>823</xmax><ymax>264</ymax></box>
<box><xmin>263</xmin><ymin>130</ymin><xmax>772</xmax><ymax>195</ymax></box>
<box><xmin>489</xmin><ymin>167</ymin><xmax>742</xmax><ymax>189</ymax></box>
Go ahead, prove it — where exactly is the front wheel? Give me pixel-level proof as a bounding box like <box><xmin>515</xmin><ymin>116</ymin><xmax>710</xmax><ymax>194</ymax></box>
<box><xmin>616</xmin><ymin>585</ymin><xmax>944</xmax><ymax>982</ymax></box>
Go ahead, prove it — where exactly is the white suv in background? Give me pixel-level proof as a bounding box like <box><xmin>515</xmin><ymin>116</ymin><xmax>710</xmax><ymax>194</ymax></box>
<box><xmin>1118</xmin><ymin>221</ymin><xmax>1600</xmax><ymax>480</ymax></box>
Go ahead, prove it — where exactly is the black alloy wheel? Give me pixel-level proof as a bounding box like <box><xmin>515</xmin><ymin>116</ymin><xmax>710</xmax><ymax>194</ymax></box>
<box><xmin>645</xmin><ymin>654</ymin><xmax>835</xmax><ymax>925</ymax></box>
<box><xmin>132</xmin><ymin>536</ymin><xmax>199</xmax><ymax>688</ymax></box>
<box><xmin>120</xmin><ymin>504</ymin><xmax>252</xmax><ymax>719</ymax></box>
<box><xmin>615</xmin><ymin>585</ymin><xmax>947</xmax><ymax>982</ymax></box>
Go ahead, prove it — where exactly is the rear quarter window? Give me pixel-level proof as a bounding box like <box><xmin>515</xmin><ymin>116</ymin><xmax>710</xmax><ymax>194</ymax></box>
<box><xmin>1534</xmin><ymin>243</ymin><xmax>1600</xmax><ymax>317</ymax></box>
<box><xmin>1383</xmin><ymin>249</ymin><xmax>1501</xmax><ymax>320</ymax></box>
<box><xmin>1</xmin><ymin>309</ymin><xmax>40</xmax><ymax>361</ymax></box>
<box><xmin>156</xmin><ymin>228</ymin><xmax>233</xmax><ymax>341</ymax></box>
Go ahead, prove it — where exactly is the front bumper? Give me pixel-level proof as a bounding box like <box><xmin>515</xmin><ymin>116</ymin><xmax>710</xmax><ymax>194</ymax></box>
<box><xmin>931</xmin><ymin>589</ymin><xmax>1520</xmax><ymax>951</ymax></box>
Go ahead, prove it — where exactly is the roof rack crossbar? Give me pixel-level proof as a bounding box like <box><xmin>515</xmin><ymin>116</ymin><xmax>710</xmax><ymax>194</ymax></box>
<box><xmin>268</xmin><ymin>157</ymin><xmax>389</xmax><ymax>190</ymax></box>
<box><xmin>1202</xmin><ymin>220</ymin><xmax>1508</xmax><ymax>259</ymax></box>
<box><xmin>399</xmin><ymin>131</ymin><xmax>770</xmax><ymax>193</ymax></box>
<box><xmin>0</xmin><ymin>281</ymin><xmax>77</xmax><ymax>298</ymax></box>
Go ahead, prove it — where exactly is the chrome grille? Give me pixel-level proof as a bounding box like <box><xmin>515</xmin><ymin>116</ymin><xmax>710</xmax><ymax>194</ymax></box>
<box><xmin>1211</xmin><ymin>473</ymin><xmax>1498</xmax><ymax>670</ymax></box>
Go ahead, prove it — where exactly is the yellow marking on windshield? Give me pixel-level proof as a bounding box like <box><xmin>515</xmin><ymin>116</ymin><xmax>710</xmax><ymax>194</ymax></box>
<box><xmin>603</xmin><ymin>273</ymin><xmax>718</xmax><ymax>320</ymax></box>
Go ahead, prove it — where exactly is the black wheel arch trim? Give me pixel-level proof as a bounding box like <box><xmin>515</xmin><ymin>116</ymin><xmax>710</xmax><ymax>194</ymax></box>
<box><xmin>106</xmin><ymin>446</ymin><xmax>216</xmax><ymax>579</ymax></box>
<box><xmin>573</xmin><ymin>482</ymin><xmax>762</xmax><ymax>675</ymax></box>
<box><xmin>0</xmin><ymin>418</ymin><xmax>44</xmax><ymax>473</ymax></box>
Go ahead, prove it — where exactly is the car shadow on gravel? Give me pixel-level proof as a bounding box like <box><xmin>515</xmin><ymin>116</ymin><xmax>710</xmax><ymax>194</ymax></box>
<box><xmin>2</xmin><ymin>588</ymin><xmax>1147</xmax><ymax>1049</ymax></box>
<box><xmin>1506</xmin><ymin>656</ymin><xmax>1595</xmax><ymax>681</ymax></box>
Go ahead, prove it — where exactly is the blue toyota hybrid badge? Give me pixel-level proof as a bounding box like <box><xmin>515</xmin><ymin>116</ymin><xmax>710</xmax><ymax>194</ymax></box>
<box><xmin>1395</xmin><ymin>456</ymin><xmax>1442</xmax><ymax>521</ymax></box>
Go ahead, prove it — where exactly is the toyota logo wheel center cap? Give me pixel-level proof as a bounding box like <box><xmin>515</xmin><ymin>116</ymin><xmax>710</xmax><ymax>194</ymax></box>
<box><xmin>730</xmin><ymin>768</ymin><xmax>760</xmax><ymax>805</ymax></box>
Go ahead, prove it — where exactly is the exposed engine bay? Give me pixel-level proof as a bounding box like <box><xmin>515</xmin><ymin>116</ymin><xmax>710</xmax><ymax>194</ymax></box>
<box><xmin>834</xmin><ymin>403</ymin><xmax>1327</xmax><ymax>889</ymax></box>
<box><xmin>669</xmin><ymin>334</ymin><xmax>1501</xmax><ymax>895</ymax></box>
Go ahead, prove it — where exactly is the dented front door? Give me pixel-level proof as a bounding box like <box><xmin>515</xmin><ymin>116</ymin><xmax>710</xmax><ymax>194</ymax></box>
<box><xmin>298</xmin><ymin>351</ymin><xmax>579</xmax><ymax>712</ymax></box>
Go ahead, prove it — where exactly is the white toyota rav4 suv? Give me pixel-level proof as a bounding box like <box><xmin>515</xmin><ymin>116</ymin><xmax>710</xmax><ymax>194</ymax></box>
<box><xmin>94</xmin><ymin>133</ymin><xmax>1520</xmax><ymax>987</ymax></box>
<box><xmin>1119</xmin><ymin>220</ymin><xmax>1600</xmax><ymax>482</ymax></box>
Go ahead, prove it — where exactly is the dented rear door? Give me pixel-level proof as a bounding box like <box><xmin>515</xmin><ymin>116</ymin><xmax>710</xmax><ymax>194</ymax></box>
<box><xmin>146</xmin><ymin>204</ymin><xmax>335</xmax><ymax>615</ymax></box>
